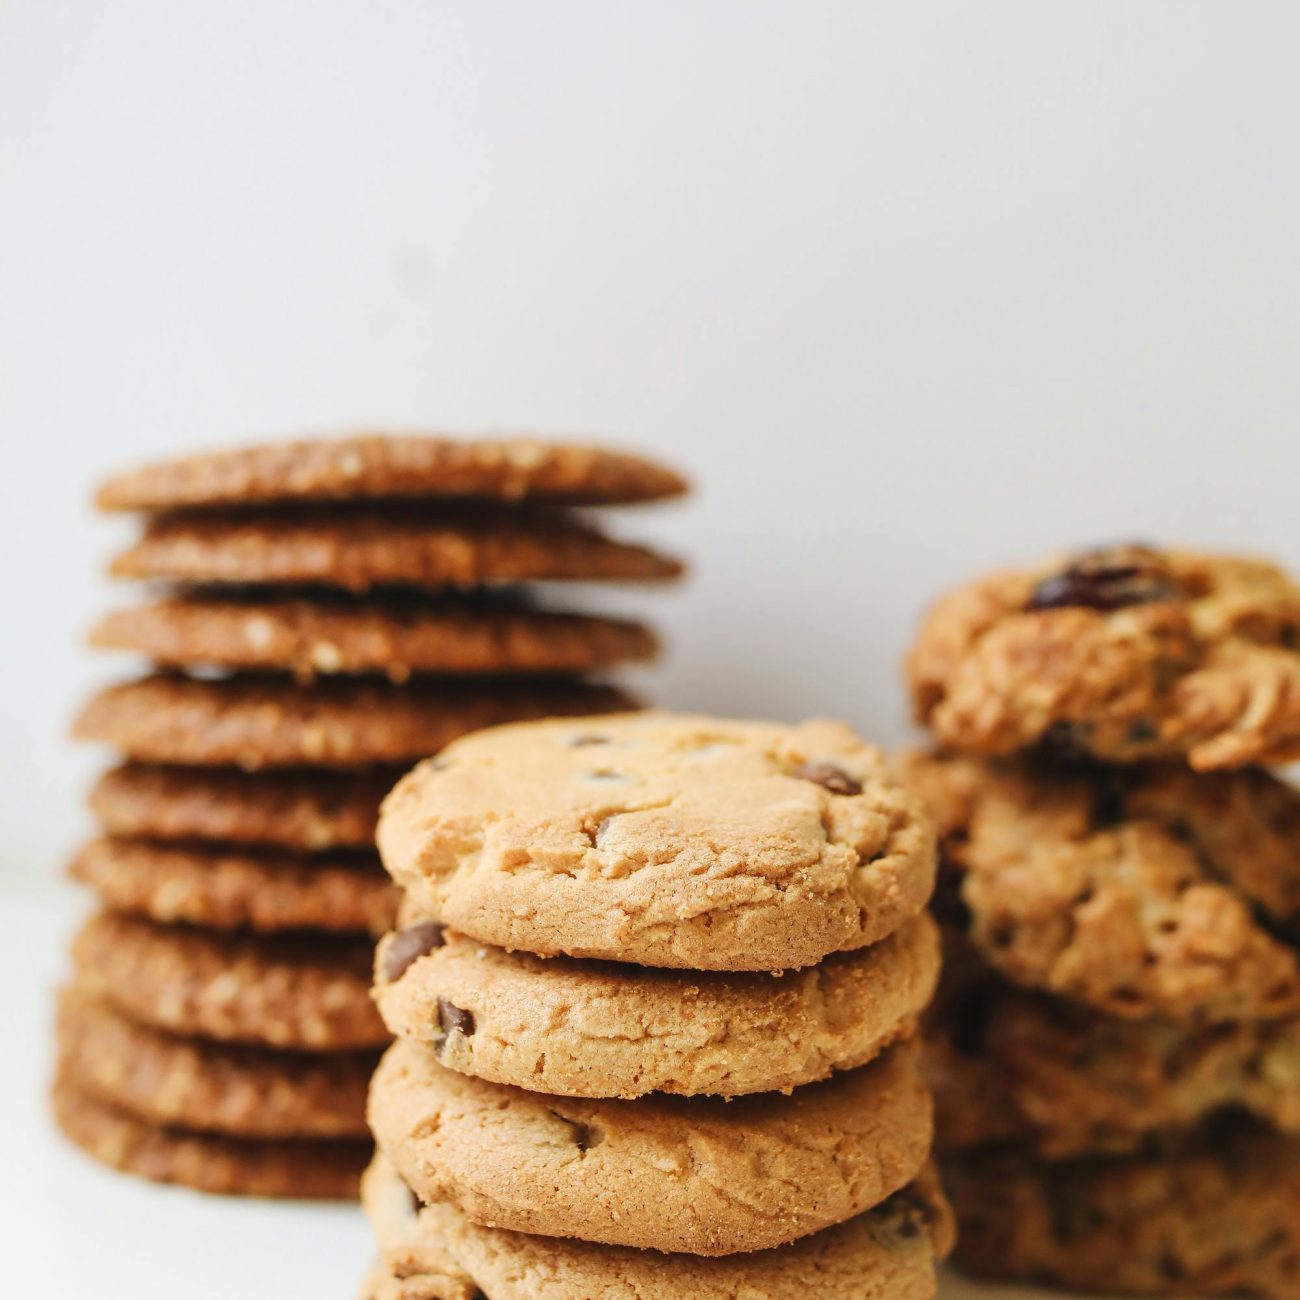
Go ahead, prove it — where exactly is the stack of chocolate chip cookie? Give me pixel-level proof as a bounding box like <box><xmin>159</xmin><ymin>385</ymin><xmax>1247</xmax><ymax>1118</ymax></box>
<box><xmin>360</xmin><ymin>711</ymin><xmax>954</xmax><ymax>1299</ymax></box>
<box><xmin>55</xmin><ymin>434</ymin><xmax>687</xmax><ymax>1198</ymax></box>
<box><xmin>905</xmin><ymin>544</ymin><xmax>1300</xmax><ymax>1297</ymax></box>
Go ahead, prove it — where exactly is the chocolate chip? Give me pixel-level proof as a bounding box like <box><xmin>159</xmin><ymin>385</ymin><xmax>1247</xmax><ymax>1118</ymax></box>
<box><xmin>573</xmin><ymin>1121</ymin><xmax>603</xmax><ymax>1151</ymax></box>
<box><xmin>438</xmin><ymin>998</ymin><xmax>475</xmax><ymax>1038</ymax></box>
<box><xmin>793</xmin><ymin>761</ymin><xmax>863</xmax><ymax>796</ymax></box>
<box><xmin>382</xmin><ymin>921</ymin><xmax>446</xmax><ymax>982</ymax></box>
<box><xmin>1027</xmin><ymin>545</ymin><xmax>1176</xmax><ymax>613</ymax></box>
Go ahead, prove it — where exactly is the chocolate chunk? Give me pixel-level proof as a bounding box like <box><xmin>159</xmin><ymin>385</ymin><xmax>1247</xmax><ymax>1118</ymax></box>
<box><xmin>438</xmin><ymin>998</ymin><xmax>475</xmax><ymax>1038</ymax></box>
<box><xmin>793</xmin><ymin>761</ymin><xmax>863</xmax><ymax>796</ymax></box>
<box><xmin>383</xmin><ymin>921</ymin><xmax>446</xmax><ymax>982</ymax></box>
<box><xmin>1027</xmin><ymin>545</ymin><xmax>1176</xmax><ymax>613</ymax></box>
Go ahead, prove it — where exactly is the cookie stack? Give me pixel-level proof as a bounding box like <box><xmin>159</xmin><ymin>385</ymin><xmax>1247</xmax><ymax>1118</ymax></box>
<box><xmin>905</xmin><ymin>544</ymin><xmax>1300</xmax><ymax>1297</ymax></box>
<box><xmin>361</xmin><ymin>712</ymin><xmax>954</xmax><ymax>1298</ymax></box>
<box><xmin>55</xmin><ymin>434</ymin><xmax>687</xmax><ymax>1199</ymax></box>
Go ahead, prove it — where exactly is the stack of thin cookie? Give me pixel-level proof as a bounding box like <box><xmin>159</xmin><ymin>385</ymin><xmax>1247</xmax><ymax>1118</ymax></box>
<box><xmin>361</xmin><ymin>711</ymin><xmax>954</xmax><ymax>1299</ymax></box>
<box><xmin>55</xmin><ymin>434</ymin><xmax>687</xmax><ymax>1199</ymax></box>
<box><xmin>904</xmin><ymin>543</ymin><xmax>1300</xmax><ymax>1297</ymax></box>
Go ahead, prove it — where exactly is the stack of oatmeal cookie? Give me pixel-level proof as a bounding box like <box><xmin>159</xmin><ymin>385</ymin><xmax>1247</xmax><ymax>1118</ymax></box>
<box><xmin>905</xmin><ymin>544</ymin><xmax>1300</xmax><ymax>1298</ymax></box>
<box><xmin>54</xmin><ymin>434</ymin><xmax>686</xmax><ymax>1198</ymax></box>
<box><xmin>361</xmin><ymin>712</ymin><xmax>953</xmax><ymax>1298</ymax></box>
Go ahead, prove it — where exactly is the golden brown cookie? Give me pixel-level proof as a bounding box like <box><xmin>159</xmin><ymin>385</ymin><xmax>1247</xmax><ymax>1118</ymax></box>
<box><xmin>53</xmin><ymin>1076</ymin><xmax>369</xmax><ymax>1199</ymax></box>
<box><xmin>904</xmin><ymin>751</ymin><xmax>1300</xmax><ymax>1022</ymax></box>
<box><xmin>375</xmin><ymin>914</ymin><xmax>938</xmax><ymax>1098</ymax></box>
<box><xmin>945</xmin><ymin>1121</ymin><xmax>1300</xmax><ymax>1297</ymax></box>
<box><xmin>56</xmin><ymin>988</ymin><xmax>374</xmax><ymax>1138</ymax></box>
<box><xmin>363</xmin><ymin>1152</ymin><xmax>953</xmax><ymax>1300</ymax></box>
<box><xmin>90</xmin><ymin>593</ymin><xmax>659</xmax><ymax>680</ymax></box>
<box><xmin>907</xmin><ymin>544</ymin><xmax>1300</xmax><ymax>770</ymax></box>
<box><xmin>69</xmin><ymin>911</ymin><xmax>387</xmax><ymax>1050</ymax></box>
<box><xmin>96</xmin><ymin>435</ymin><xmax>688</xmax><ymax>511</ymax></box>
<box><xmin>379</xmin><ymin>713</ymin><xmax>936</xmax><ymax>971</ymax></box>
<box><xmin>109</xmin><ymin>505</ymin><xmax>683</xmax><ymax>591</ymax></box>
<box><xmin>74</xmin><ymin>674</ymin><xmax>638</xmax><ymax>770</ymax></box>
<box><xmin>368</xmin><ymin>1037</ymin><xmax>931</xmax><ymax>1255</ymax></box>
<box><xmin>89</xmin><ymin>762</ymin><xmax>396</xmax><ymax>849</ymax></box>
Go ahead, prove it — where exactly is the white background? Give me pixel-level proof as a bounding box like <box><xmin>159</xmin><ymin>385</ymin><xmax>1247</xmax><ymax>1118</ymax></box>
<box><xmin>2</xmin><ymin>1</ymin><xmax>1298</xmax><ymax>1294</ymax></box>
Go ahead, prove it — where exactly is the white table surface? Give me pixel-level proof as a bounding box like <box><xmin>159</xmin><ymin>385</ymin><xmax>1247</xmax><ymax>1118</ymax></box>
<box><xmin>4</xmin><ymin>888</ymin><xmax>1096</xmax><ymax>1298</ymax></box>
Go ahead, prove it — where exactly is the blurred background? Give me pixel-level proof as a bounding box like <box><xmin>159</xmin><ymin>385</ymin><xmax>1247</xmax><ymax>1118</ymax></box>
<box><xmin>4</xmin><ymin>0</ymin><xmax>1300</xmax><ymax>886</ymax></box>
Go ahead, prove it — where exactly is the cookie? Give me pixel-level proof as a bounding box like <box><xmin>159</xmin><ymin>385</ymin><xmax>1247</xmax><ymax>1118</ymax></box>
<box><xmin>363</xmin><ymin>1152</ymin><xmax>953</xmax><ymax>1300</ymax></box>
<box><xmin>89</xmin><ymin>762</ymin><xmax>395</xmax><ymax>849</ymax></box>
<box><xmin>53</xmin><ymin>1077</ymin><xmax>368</xmax><ymax>1199</ymax></box>
<box><xmin>69</xmin><ymin>837</ymin><xmax>399</xmax><ymax>935</ymax></box>
<box><xmin>69</xmin><ymin>911</ymin><xmax>387</xmax><ymax>1050</ymax></box>
<box><xmin>378</xmin><ymin>713</ymin><xmax>936</xmax><ymax>971</ymax></box>
<box><xmin>74</xmin><ymin>674</ymin><xmax>638</xmax><ymax>770</ymax></box>
<box><xmin>945</xmin><ymin>1122</ymin><xmax>1300</xmax><ymax>1297</ymax></box>
<box><xmin>374</xmin><ymin>913</ymin><xmax>938</xmax><ymax>1099</ymax></box>
<box><xmin>108</xmin><ymin>505</ymin><xmax>683</xmax><ymax>591</ymax></box>
<box><xmin>368</xmin><ymin>1036</ymin><xmax>931</xmax><ymax>1255</ymax></box>
<box><xmin>907</xmin><ymin>543</ymin><xmax>1300</xmax><ymax>770</ymax></box>
<box><xmin>904</xmin><ymin>752</ymin><xmax>1300</xmax><ymax>1021</ymax></box>
<box><xmin>96</xmin><ymin>435</ymin><xmax>688</xmax><ymax>511</ymax></box>
<box><xmin>56</xmin><ymin>988</ymin><xmax>374</xmax><ymax>1138</ymax></box>
<box><xmin>89</xmin><ymin>593</ymin><xmax>659</xmax><ymax>680</ymax></box>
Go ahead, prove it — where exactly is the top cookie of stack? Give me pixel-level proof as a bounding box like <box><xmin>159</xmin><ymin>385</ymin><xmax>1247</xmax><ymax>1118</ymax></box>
<box><xmin>905</xmin><ymin>544</ymin><xmax>1300</xmax><ymax>1300</ymax></box>
<box><xmin>56</xmin><ymin>434</ymin><xmax>685</xmax><ymax>1201</ymax></box>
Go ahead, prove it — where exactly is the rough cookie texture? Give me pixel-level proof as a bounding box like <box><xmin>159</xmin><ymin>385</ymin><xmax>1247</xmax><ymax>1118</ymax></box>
<box><xmin>96</xmin><ymin>435</ymin><xmax>688</xmax><ymax>511</ymax></box>
<box><xmin>56</xmin><ymin>989</ymin><xmax>374</xmax><ymax>1138</ymax></box>
<box><xmin>375</xmin><ymin>915</ymin><xmax>938</xmax><ymax>1098</ymax></box>
<box><xmin>90</xmin><ymin>593</ymin><xmax>659</xmax><ymax>680</ymax></box>
<box><xmin>379</xmin><ymin>713</ymin><xmax>936</xmax><ymax>971</ymax></box>
<box><xmin>369</xmin><ymin>1038</ymin><xmax>931</xmax><ymax>1255</ymax></box>
<box><xmin>69</xmin><ymin>837</ymin><xmax>399</xmax><ymax>935</ymax></box>
<box><xmin>908</xmin><ymin>544</ymin><xmax>1300</xmax><ymax>770</ymax></box>
<box><xmin>109</xmin><ymin>505</ymin><xmax>683</xmax><ymax>591</ymax></box>
<box><xmin>89</xmin><ymin>762</ymin><xmax>395</xmax><ymax>849</ymax></box>
<box><xmin>946</xmin><ymin>1122</ymin><xmax>1300</xmax><ymax>1297</ymax></box>
<box><xmin>363</xmin><ymin>1151</ymin><xmax>953</xmax><ymax>1300</ymax></box>
<box><xmin>904</xmin><ymin>751</ymin><xmax>1300</xmax><ymax>1021</ymax></box>
<box><xmin>74</xmin><ymin>674</ymin><xmax>636</xmax><ymax>770</ymax></box>
<box><xmin>70</xmin><ymin>911</ymin><xmax>387</xmax><ymax>1050</ymax></box>
<box><xmin>53</xmin><ymin>1077</ymin><xmax>369</xmax><ymax>1199</ymax></box>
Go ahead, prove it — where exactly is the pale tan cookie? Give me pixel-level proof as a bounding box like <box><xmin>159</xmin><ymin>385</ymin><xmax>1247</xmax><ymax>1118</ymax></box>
<box><xmin>379</xmin><ymin>713</ymin><xmax>936</xmax><ymax>971</ymax></box>
<box><xmin>90</xmin><ymin>593</ymin><xmax>659</xmax><ymax>680</ymax></box>
<box><xmin>70</xmin><ymin>911</ymin><xmax>387</xmax><ymax>1050</ymax></box>
<box><xmin>946</xmin><ymin>1122</ymin><xmax>1300</xmax><ymax>1297</ymax></box>
<box><xmin>109</xmin><ymin>505</ymin><xmax>683</xmax><ymax>591</ymax></box>
<box><xmin>364</xmin><ymin>1152</ymin><xmax>954</xmax><ymax>1300</ymax></box>
<box><xmin>904</xmin><ymin>751</ymin><xmax>1300</xmax><ymax>1022</ymax></box>
<box><xmin>908</xmin><ymin>544</ymin><xmax>1300</xmax><ymax>770</ymax></box>
<box><xmin>375</xmin><ymin>913</ymin><xmax>938</xmax><ymax>1098</ymax></box>
<box><xmin>74</xmin><ymin>674</ymin><xmax>637</xmax><ymax>770</ymax></box>
<box><xmin>368</xmin><ymin>1037</ymin><xmax>931</xmax><ymax>1255</ymax></box>
<box><xmin>69</xmin><ymin>837</ymin><xmax>399</xmax><ymax>935</ymax></box>
<box><xmin>89</xmin><ymin>762</ymin><xmax>396</xmax><ymax>849</ymax></box>
<box><xmin>96</xmin><ymin>435</ymin><xmax>688</xmax><ymax>511</ymax></box>
<box><xmin>56</xmin><ymin>988</ymin><xmax>374</xmax><ymax>1138</ymax></box>
<box><xmin>53</xmin><ymin>1076</ymin><xmax>369</xmax><ymax>1199</ymax></box>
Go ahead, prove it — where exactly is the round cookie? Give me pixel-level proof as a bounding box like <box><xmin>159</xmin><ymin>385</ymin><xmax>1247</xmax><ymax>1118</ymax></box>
<box><xmin>56</xmin><ymin>989</ymin><xmax>374</xmax><ymax>1138</ymax></box>
<box><xmin>375</xmin><ymin>914</ymin><xmax>939</xmax><ymax>1098</ymax></box>
<box><xmin>90</xmin><ymin>593</ymin><xmax>659</xmax><ymax>680</ymax></box>
<box><xmin>95</xmin><ymin>435</ymin><xmax>688</xmax><ymax>511</ymax></box>
<box><xmin>70</xmin><ymin>911</ymin><xmax>387</xmax><ymax>1050</ymax></box>
<box><xmin>363</xmin><ymin>1152</ymin><xmax>954</xmax><ymax>1300</ymax></box>
<box><xmin>69</xmin><ymin>837</ymin><xmax>399</xmax><ymax>935</ymax></box>
<box><xmin>53</xmin><ymin>1077</ymin><xmax>369</xmax><ymax>1199</ymax></box>
<box><xmin>108</xmin><ymin>505</ymin><xmax>683</xmax><ymax>592</ymax></box>
<box><xmin>904</xmin><ymin>751</ymin><xmax>1300</xmax><ymax>1022</ymax></box>
<box><xmin>945</xmin><ymin>1123</ymin><xmax>1300</xmax><ymax>1297</ymax></box>
<box><xmin>73</xmin><ymin>674</ymin><xmax>638</xmax><ymax>770</ymax></box>
<box><xmin>907</xmin><ymin>543</ymin><xmax>1300</xmax><ymax>770</ymax></box>
<box><xmin>89</xmin><ymin>762</ymin><xmax>396</xmax><ymax>849</ymax></box>
<box><xmin>378</xmin><ymin>713</ymin><xmax>936</xmax><ymax>971</ymax></box>
<box><xmin>368</xmin><ymin>1036</ymin><xmax>931</xmax><ymax>1255</ymax></box>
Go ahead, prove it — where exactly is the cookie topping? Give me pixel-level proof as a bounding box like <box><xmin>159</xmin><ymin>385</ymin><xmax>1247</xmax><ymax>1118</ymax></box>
<box><xmin>1026</xmin><ymin>545</ymin><xmax>1176</xmax><ymax>613</ymax></box>
<box><xmin>383</xmin><ymin>922</ymin><xmax>446</xmax><ymax>982</ymax></box>
<box><xmin>437</xmin><ymin>999</ymin><xmax>475</xmax><ymax>1038</ymax></box>
<box><xmin>794</xmin><ymin>761</ymin><xmax>864</xmax><ymax>796</ymax></box>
